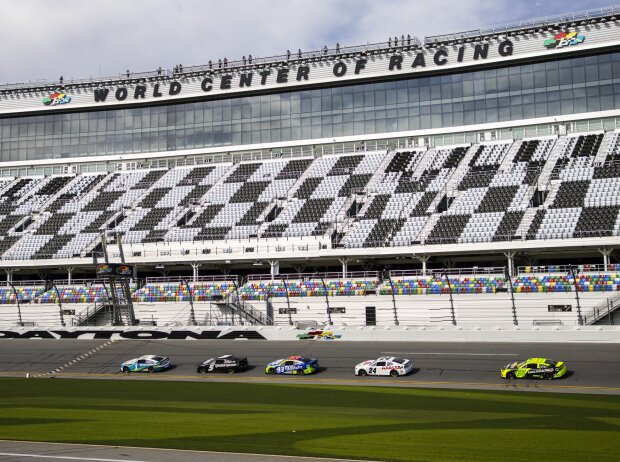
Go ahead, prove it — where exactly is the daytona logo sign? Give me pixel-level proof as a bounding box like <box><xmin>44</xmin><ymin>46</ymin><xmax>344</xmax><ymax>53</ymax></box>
<box><xmin>0</xmin><ymin>330</ymin><xmax>266</xmax><ymax>340</ymax></box>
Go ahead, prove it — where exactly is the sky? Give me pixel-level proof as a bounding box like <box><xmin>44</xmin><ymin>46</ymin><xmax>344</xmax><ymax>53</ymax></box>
<box><xmin>0</xmin><ymin>0</ymin><xmax>617</xmax><ymax>84</ymax></box>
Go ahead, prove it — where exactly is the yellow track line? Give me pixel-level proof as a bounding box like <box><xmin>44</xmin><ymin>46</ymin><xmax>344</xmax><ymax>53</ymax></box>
<box><xmin>2</xmin><ymin>371</ymin><xmax>619</xmax><ymax>392</ymax></box>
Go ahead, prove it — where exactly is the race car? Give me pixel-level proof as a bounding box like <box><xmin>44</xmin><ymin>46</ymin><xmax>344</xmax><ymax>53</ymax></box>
<box><xmin>355</xmin><ymin>356</ymin><xmax>414</xmax><ymax>377</ymax></box>
<box><xmin>265</xmin><ymin>356</ymin><xmax>319</xmax><ymax>375</ymax></box>
<box><xmin>197</xmin><ymin>355</ymin><xmax>248</xmax><ymax>373</ymax></box>
<box><xmin>500</xmin><ymin>357</ymin><xmax>567</xmax><ymax>380</ymax></box>
<box><xmin>120</xmin><ymin>355</ymin><xmax>170</xmax><ymax>373</ymax></box>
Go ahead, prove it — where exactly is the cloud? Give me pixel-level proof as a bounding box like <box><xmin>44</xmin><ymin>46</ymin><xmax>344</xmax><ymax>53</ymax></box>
<box><xmin>0</xmin><ymin>0</ymin><xmax>614</xmax><ymax>84</ymax></box>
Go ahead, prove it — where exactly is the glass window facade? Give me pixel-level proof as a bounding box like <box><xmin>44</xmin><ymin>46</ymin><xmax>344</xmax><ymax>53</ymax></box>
<box><xmin>2</xmin><ymin>51</ymin><xmax>620</xmax><ymax>162</ymax></box>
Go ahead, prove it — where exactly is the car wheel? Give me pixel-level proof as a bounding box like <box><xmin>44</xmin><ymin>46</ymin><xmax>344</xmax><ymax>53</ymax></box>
<box><xmin>390</xmin><ymin>370</ymin><xmax>399</xmax><ymax>378</ymax></box>
<box><xmin>197</xmin><ymin>367</ymin><xmax>204</xmax><ymax>373</ymax></box>
<box><xmin>148</xmin><ymin>367</ymin><xmax>155</xmax><ymax>373</ymax></box>
<box><xmin>122</xmin><ymin>366</ymin><xmax>129</xmax><ymax>373</ymax></box>
<box><xmin>266</xmin><ymin>368</ymin><xmax>275</xmax><ymax>375</ymax></box>
<box><xmin>229</xmin><ymin>369</ymin><xmax>235</xmax><ymax>374</ymax></box>
<box><xmin>545</xmin><ymin>372</ymin><xmax>554</xmax><ymax>380</ymax></box>
<box><xmin>358</xmin><ymin>369</ymin><xmax>367</xmax><ymax>376</ymax></box>
<box><xmin>298</xmin><ymin>369</ymin><xmax>304</xmax><ymax>376</ymax></box>
<box><xmin>506</xmin><ymin>372</ymin><xmax>515</xmax><ymax>379</ymax></box>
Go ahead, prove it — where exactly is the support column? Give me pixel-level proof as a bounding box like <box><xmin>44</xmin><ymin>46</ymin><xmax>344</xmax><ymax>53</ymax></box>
<box><xmin>66</xmin><ymin>267</ymin><xmax>74</xmax><ymax>285</ymax></box>
<box><xmin>5</xmin><ymin>268</ymin><xmax>12</xmax><ymax>283</ymax></box>
<box><xmin>414</xmin><ymin>254</ymin><xmax>430</xmax><ymax>275</ymax></box>
<box><xmin>503</xmin><ymin>251</ymin><xmax>516</xmax><ymax>277</ymax></box>
<box><xmin>599</xmin><ymin>248</ymin><xmax>613</xmax><ymax>270</ymax></box>
<box><xmin>338</xmin><ymin>258</ymin><xmax>349</xmax><ymax>278</ymax></box>
<box><xmin>268</xmin><ymin>260</ymin><xmax>279</xmax><ymax>282</ymax></box>
<box><xmin>191</xmin><ymin>262</ymin><xmax>202</xmax><ymax>282</ymax></box>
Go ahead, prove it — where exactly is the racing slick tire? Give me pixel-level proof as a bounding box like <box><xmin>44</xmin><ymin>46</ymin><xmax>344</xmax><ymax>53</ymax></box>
<box><xmin>197</xmin><ymin>367</ymin><xmax>205</xmax><ymax>374</ymax></box>
<box><xmin>266</xmin><ymin>368</ymin><xmax>275</xmax><ymax>375</ymax></box>
<box><xmin>544</xmin><ymin>372</ymin><xmax>554</xmax><ymax>380</ymax></box>
<box><xmin>122</xmin><ymin>366</ymin><xmax>130</xmax><ymax>373</ymax></box>
<box><xmin>358</xmin><ymin>369</ymin><xmax>368</xmax><ymax>376</ymax></box>
<box><xmin>297</xmin><ymin>369</ymin><xmax>305</xmax><ymax>376</ymax></box>
<box><xmin>390</xmin><ymin>370</ymin><xmax>399</xmax><ymax>377</ymax></box>
<box><xmin>148</xmin><ymin>367</ymin><xmax>155</xmax><ymax>373</ymax></box>
<box><xmin>505</xmin><ymin>372</ymin><xmax>515</xmax><ymax>379</ymax></box>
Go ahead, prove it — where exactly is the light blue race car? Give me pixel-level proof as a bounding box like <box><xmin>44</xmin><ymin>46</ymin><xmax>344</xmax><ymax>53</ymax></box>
<box><xmin>265</xmin><ymin>355</ymin><xmax>319</xmax><ymax>375</ymax></box>
<box><xmin>121</xmin><ymin>355</ymin><xmax>170</xmax><ymax>373</ymax></box>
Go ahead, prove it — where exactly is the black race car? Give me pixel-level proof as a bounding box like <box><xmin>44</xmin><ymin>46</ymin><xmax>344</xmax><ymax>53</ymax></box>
<box><xmin>197</xmin><ymin>355</ymin><xmax>248</xmax><ymax>373</ymax></box>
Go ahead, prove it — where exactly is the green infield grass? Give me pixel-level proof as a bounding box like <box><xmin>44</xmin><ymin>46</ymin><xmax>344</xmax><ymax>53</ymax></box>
<box><xmin>0</xmin><ymin>378</ymin><xmax>618</xmax><ymax>461</ymax></box>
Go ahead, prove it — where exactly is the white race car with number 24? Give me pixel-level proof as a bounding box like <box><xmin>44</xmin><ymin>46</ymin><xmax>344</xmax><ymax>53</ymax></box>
<box><xmin>355</xmin><ymin>356</ymin><xmax>414</xmax><ymax>377</ymax></box>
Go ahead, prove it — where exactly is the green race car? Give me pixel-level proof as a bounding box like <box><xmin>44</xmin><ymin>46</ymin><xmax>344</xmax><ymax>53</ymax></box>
<box><xmin>501</xmin><ymin>357</ymin><xmax>567</xmax><ymax>380</ymax></box>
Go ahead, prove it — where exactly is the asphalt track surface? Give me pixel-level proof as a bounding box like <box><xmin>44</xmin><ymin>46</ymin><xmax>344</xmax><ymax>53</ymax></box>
<box><xmin>0</xmin><ymin>440</ymin><xmax>372</xmax><ymax>462</ymax></box>
<box><xmin>0</xmin><ymin>340</ymin><xmax>619</xmax><ymax>394</ymax></box>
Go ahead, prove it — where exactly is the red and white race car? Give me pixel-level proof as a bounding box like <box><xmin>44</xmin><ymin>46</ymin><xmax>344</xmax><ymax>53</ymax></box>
<box><xmin>355</xmin><ymin>356</ymin><xmax>414</xmax><ymax>377</ymax></box>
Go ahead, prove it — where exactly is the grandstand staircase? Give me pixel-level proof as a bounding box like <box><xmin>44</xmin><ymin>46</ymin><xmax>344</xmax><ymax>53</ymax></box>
<box><xmin>583</xmin><ymin>292</ymin><xmax>620</xmax><ymax>325</ymax></box>
<box><xmin>34</xmin><ymin>175</ymin><xmax>76</xmax><ymax>212</ymax></box>
<box><xmin>0</xmin><ymin>178</ymin><xmax>19</xmax><ymax>196</ymax></box>
<box><xmin>536</xmin><ymin>136</ymin><xmax>571</xmax><ymax>190</ymax></box>
<box><xmin>444</xmin><ymin>143</ymin><xmax>480</xmax><ymax>192</ymax></box>
<box><xmin>78</xmin><ymin>173</ymin><xmax>117</xmax><ymax>207</ymax></box>
<box><xmin>418</xmin><ymin>214</ymin><xmax>441</xmax><ymax>243</ymax></box>
<box><xmin>75</xmin><ymin>300</ymin><xmax>109</xmax><ymax>326</ymax></box>
<box><xmin>286</xmin><ymin>159</ymin><xmax>318</xmax><ymax>200</ymax></box>
<box><xmin>515</xmin><ymin>207</ymin><xmax>539</xmax><ymax>239</ymax></box>
<box><xmin>216</xmin><ymin>295</ymin><xmax>270</xmax><ymax>325</ymax></box>
<box><xmin>499</xmin><ymin>140</ymin><xmax>523</xmax><ymax>170</ymax></box>
<box><xmin>363</xmin><ymin>149</ymin><xmax>396</xmax><ymax>192</ymax></box>
<box><xmin>542</xmin><ymin>180</ymin><xmax>562</xmax><ymax>207</ymax></box>
<box><xmin>594</xmin><ymin>131</ymin><xmax>616</xmax><ymax>165</ymax></box>
<box><xmin>425</xmin><ymin>190</ymin><xmax>448</xmax><ymax>215</ymax></box>
<box><xmin>13</xmin><ymin>176</ymin><xmax>54</xmax><ymax>207</ymax></box>
<box><xmin>411</xmin><ymin>148</ymin><xmax>437</xmax><ymax>178</ymax></box>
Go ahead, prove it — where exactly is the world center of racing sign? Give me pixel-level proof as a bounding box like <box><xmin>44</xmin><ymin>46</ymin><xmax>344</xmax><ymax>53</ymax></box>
<box><xmin>90</xmin><ymin>41</ymin><xmax>515</xmax><ymax>104</ymax></box>
<box><xmin>1</xmin><ymin>23</ymin><xmax>615</xmax><ymax>115</ymax></box>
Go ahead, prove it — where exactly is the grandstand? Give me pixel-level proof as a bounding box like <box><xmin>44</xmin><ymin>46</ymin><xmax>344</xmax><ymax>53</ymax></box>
<box><xmin>1</xmin><ymin>6</ymin><xmax>620</xmax><ymax>328</ymax></box>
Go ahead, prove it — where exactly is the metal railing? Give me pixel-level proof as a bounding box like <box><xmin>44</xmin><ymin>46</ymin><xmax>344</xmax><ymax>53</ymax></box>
<box><xmin>144</xmin><ymin>275</ymin><xmax>238</xmax><ymax>284</ymax></box>
<box><xmin>426</xmin><ymin>5</ymin><xmax>620</xmax><ymax>43</ymax></box>
<box><xmin>389</xmin><ymin>267</ymin><xmax>505</xmax><ymax>278</ymax></box>
<box><xmin>582</xmin><ymin>293</ymin><xmax>620</xmax><ymax>324</ymax></box>
<box><xmin>247</xmin><ymin>271</ymin><xmax>379</xmax><ymax>282</ymax></box>
<box><xmin>73</xmin><ymin>300</ymin><xmax>106</xmax><ymax>326</ymax></box>
<box><xmin>225</xmin><ymin>295</ymin><xmax>269</xmax><ymax>325</ymax></box>
<box><xmin>0</xmin><ymin>37</ymin><xmax>422</xmax><ymax>94</ymax></box>
<box><xmin>518</xmin><ymin>264</ymin><xmax>620</xmax><ymax>274</ymax></box>
<box><xmin>343</xmin><ymin>229</ymin><xmax>620</xmax><ymax>250</ymax></box>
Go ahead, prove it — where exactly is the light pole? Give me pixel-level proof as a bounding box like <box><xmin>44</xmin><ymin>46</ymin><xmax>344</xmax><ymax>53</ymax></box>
<box><xmin>181</xmin><ymin>278</ymin><xmax>197</xmax><ymax>326</ymax></box>
<box><xmin>314</xmin><ymin>273</ymin><xmax>332</xmax><ymax>326</ymax></box>
<box><xmin>7</xmin><ymin>281</ymin><xmax>23</xmax><ymax>327</ymax></box>
<box><xmin>45</xmin><ymin>278</ymin><xmax>65</xmax><ymax>327</ymax></box>
<box><xmin>383</xmin><ymin>270</ymin><xmax>399</xmax><ymax>326</ymax></box>
<box><xmin>568</xmin><ymin>266</ymin><xmax>583</xmax><ymax>325</ymax></box>
<box><xmin>504</xmin><ymin>267</ymin><xmax>518</xmax><ymax>326</ymax></box>
<box><xmin>442</xmin><ymin>271</ymin><xmax>457</xmax><ymax>326</ymax></box>
<box><xmin>280</xmin><ymin>276</ymin><xmax>294</xmax><ymax>326</ymax></box>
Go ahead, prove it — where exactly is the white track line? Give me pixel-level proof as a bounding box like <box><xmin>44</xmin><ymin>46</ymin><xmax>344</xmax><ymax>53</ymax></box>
<box><xmin>380</xmin><ymin>352</ymin><xmax>518</xmax><ymax>356</ymax></box>
<box><xmin>32</xmin><ymin>340</ymin><xmax>116</xmax><ymax>378</ymax></box>
<box><xmin>0</xmin><ymin>453</ymin><xmax>148</xmax><ymax>462</ymax></box>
